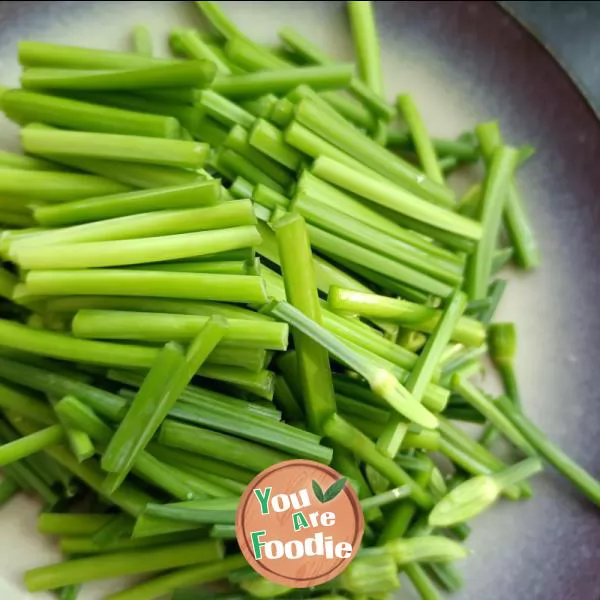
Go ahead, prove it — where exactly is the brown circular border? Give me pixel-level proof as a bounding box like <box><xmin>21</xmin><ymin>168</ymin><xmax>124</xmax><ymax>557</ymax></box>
<box><xmin>235</xmin><ymin>459</ymin><xmax>364</xmax><ymax>588</ymax></box>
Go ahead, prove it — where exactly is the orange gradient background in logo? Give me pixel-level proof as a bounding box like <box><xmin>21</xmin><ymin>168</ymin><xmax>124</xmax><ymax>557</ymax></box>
<box><xmin>236</xmin><ymin>459</ymin><xmax>364</xmax><ymax>588</ymax></box>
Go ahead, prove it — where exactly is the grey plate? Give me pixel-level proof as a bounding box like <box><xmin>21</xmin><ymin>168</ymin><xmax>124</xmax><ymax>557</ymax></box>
<box><xmin>0</xmin><ymin>1</ymin><xmax>599</xmax><ymax>599</ymax></box>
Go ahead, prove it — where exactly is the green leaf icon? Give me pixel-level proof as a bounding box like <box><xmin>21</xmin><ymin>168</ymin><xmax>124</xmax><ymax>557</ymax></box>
<box><xmin>312</xmin><ymin>480</ymin><xmax>325</xmax><ymax>503</ymax></box>
<box><xmin>323</xmin><ymin>476</ymin><xmax>347</xmax><ymax>502</ymax></box>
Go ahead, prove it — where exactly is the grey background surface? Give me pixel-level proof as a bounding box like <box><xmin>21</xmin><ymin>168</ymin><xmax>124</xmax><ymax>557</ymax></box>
<box><xmin>504</xmin><ymin>1</ymin><xmax>600</xmax><ymax>110</ymax></box>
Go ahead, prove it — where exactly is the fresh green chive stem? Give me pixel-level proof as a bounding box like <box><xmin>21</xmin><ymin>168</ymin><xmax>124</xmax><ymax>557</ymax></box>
<box><xmin>1</xmin><ymin>89</ymin><xmax>179</xmax><ymax>138</ymax></box>
<box><xmin>73</xmin><ymin>309</ymin><xmax>288</xmax><ymax>350</ymax></box>
<box><xmin>312</xmin><ymin>156</ymin><xmax>480</xmax><ymax>240</ymax></box>
<box><xmin>37</xmin><ymin>513</ymin><xmax>113</xmax><ymax>536</ymax></box>
<box><xmin>488</xmin><ymin>322</ymin><xmax>520</xmax><ymax>406</ymax></box>
<box><xmin>51</xmin><ymin>395</ymin><xmax>95</xmax><ymax>463</ymax></box>
<box><xmin>265</xmin><ymin>299</ymin><xmax>438</xmax><ymax>429</ymax></box>
<box><xmin>26</xmin><ymin>270</ymin><xmax>268</xmax><ymax>304</ymax></box>
<box><xmin>103</xmin><ymin>553</ymin><xmax>247</xmax><ymax>600</ymax></box>
<box><xmin>0</xmin><ymin>168</ymin><xmax>131</xmax><ymax>202</ymax></box>
<box><xmin>24</xmin><ymin>539</ymin><xmax>223</xmax><ymax>592</ymax></box>
<box><xmin>329</xmin><ymin>287</ymin><xmax>484</xmax><ymax>347</ymax></box>
<box><xmin>198</xmin><ymin>90</ymin><xmax>254</xmax><ymax>129</ymax></box>
<box><xmin>347</xmin><ymin>1</ymin><xmax>384</xmax><ymax>95</ymax></box>
<box><xmin>249</xmin><ymin>119</ymin><xmax>303</xmax><ymax>170</ymax></box>
<box><xmin>17</xmin><ymin>41</ymin><xmax>173</xmax><ymax>69</ymax></box>
<box><xmin>292</xmin><ymin>195</ymin><xmax>462</xmax><ymax>287</ymax></box>
<box><xmin>397</xmin><ymin>94</ymin><xmax>444</xmax><ymax>184</ymax></box>
<box><xmin>496</xmin><ymin>396</ymin><xmax>600</xmax><ymax>505</ymax></box>
<box><xmin>452</xmin><ymin>375</ymin><xmax>535</xmax><ymax>456</ymax></box>
<box><xmin>272</xmin><ymin>213</ymin><xmax>337</xmax><ymax>432</ymax></box>
<box><xmin>405</xmin><ymin>564</ymin><xmax>443</xmax><ymax>600</ymax></box>
<box><xmin>212</xmin><ymin>64</ymin><xmax>354</xmax><ymax>98</ymax></box>
<box><xmin>377</xmin><ymin>292</ymin><xmax>467</xmax><ymax>459</ymax></box>
<box><xmin>144</xmin><ymin>497</ymin><xmax>239</xmax><ymax>524</ymax></box>
<box><xmin>465</xmin><ymin>146</ymin><xmax>519</xmax><ymax>299</ymax></box>
<box><xmin>476</xmin><ymin>121</ymin><xmax>539</xmax><ymax>269</ymax></box>
<box><xmin>35</xmin><ymin>181</ymin><xmax>221</xmax><ymax>227</ymax></box>
<box><xmin>360</xmin><ymin>485</ymin><xmax>412</xmax><ymax>511</ymax></box>
<box><xmin>103</xmin><ymin>319</ymin><xmax>226</xmax><ymax>489</ymax></box>
<box><xmin>22</xmin><ymin>127</ymin><xmax>209</xmax><ymax>169</ymax></box>
<box><xmin>0</xmin><ymin>150</ymin><xmax>64</xmax><ymax>171</ymax></box>
<box><xmin>17</xmin><ymin>201</ymin><xmax>254</xmax><ymax>254</ymax></box>
<box><xmin>21</xmin><ymin>62</ymin><xmax>217</xmax><ymax>92</ymax></box>
<box><xmin>306</xmin><ymin>224</ymin><xmax>453</xmax><ymax>297</ymax></box>
<box><xmin>159</xmin><ymin>420</ymin><xmax>293</xmax><ymax>472</ymax></box>
<box><xmin>132</xmin><ymin>25</ymin><xmax>153</xmax><ymax>56</ymax></box>
<box><xmin>323</xmin><ymin>413</ymin><xmax>433</xmax><ymax>508</ymax></box>
<box><xmin>223</xmin><ymin>125</ymin><xmax>293</xmax><ymax>188</ymax></box>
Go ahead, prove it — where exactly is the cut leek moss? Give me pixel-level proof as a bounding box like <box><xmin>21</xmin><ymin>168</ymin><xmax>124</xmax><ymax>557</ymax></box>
<box><xmin>305</xmin><ymin>223</ymin><xmax>454</xmax><ymax>297</ymax></box>
<box><xmin>129</xmin><ymin>259</ymin><xmax>251</xmax><ymax>276</ymax></box>
<box><xmin>223</xmin><ymin>125</ymin><xmax>294</xmax><ymax>188</ymax></box>
<box><xmin>197</xmin><ymin>90</ymin><xmax>254</xmax><ymax>129</ymax></box>
<box><xmin>292</xmin><ymin>193</ymin><xmax>463</xmax><ymax>286</ymax></box>
<box><xmin>213</xmin><ymin>148</ymin><xmax>285</xmax><ymax>193</ymax></box>
<box><xmin>18</xmin><ymin>201</ymin><xmax>254</xmax><ymax>249</ymax></box>
<box><xmin>170</xmin><ymin>29</ymin><xmax>232</xmax><ymax>75</ymax></box>
<box><xmin>132</xmin><ymin>25</ymin><xmax>153</xmax><ymax>56</ymax></box>
<box><xmin>476</xmin><ymin>121</ymin><xmax>539</xmax><ymax>270</ymax></box>
<box><xmin>212</xmin><ymin>64</ymin><xmax>354</xmax><ymax>98</ymax></box>
<box><xmin>34</xmin><ymin>180</ymin><xmax>221</xmax><ymax>227</ymax></box>
<box><xmin>12</xmin><ymin>415</ymin><xmax>155</xmax><ymax>516</ymax></box>
<box><xmin>265</xmin><ymin>299</ymin><xmax>438</xmax><ymax>429</ymax></box>
<box><xmin>488</xmin><ymin>323</ymin><xmax>520</xmax><ymax>407</ymax></box>
<box><xmin>0</xmin><ymin>266</ymin><xmax>18</xmax><ymax>300</ymax></box>
<box><xmin>496</xmin><ymin>396</ymin><xmax>600</xmax><ymax>505</ymax></box>
<box><xmin>0</xmin><ymin>150</ymin><xmax>65</xmax><ymax>171</ymax></box>
<box><xmin>21</xmin><ymin>61</ymin><xmax>217</xmax><ymax>92</ymax></box>
<box><xmin>72</xmin><ymin>309</ymin><xmax>288</xmax><ymax>350</ymax></box>
<box><xmin>102</xmin><ymin>319</ymin><xmax>227</xmax><ymax>492</ymax></box>
<box><xmin>44</xmin><ymin>295</ymin><xmax>269</xmax><ymax>323</ymax></box>
<box><xmin>0</xmin><ymin>168</ymin><xmax>131</xmax><ymax>202</ymax></box>
<box><xmin>159</xmin><ymin>420</ymin><xmax>293</xmax><ymax>472</ymax></box>
<box><xmin>0</xmin><ymin>357</ymin><xmax>126</xmax><ymax>420</ymax></box>
<box><xmin>295</xmin><ymin>99</ymin><xmax>454</xmax><ymax>207</ymax></box>
<box><xmin>376</xmin><ymin>292</ymin><xmax>466</xmax><ymax>469</ymax></box>
<box><xmin>261</xmin><ymin>265</ymin><xmax>427</xmax><ymax>372</ymax></box>
<box><xmin>54</xmin><ymin>395</ymin><xmax>216</xmax><ymax>501</ymax></box>
<box><xmin>285</xmin><ymin>120</ymin><xmax>388</xmax><ymax>181</ymax></box>
<box><xmin>67</xmin><ymin>90</ymin><xmax>204</xmax><ymax>132</ymax></box>
<box><xmin>294</xmin><ymin>171</ymin><xmax>463</xmax><ymax>265</ymax></box>
<box><xmin>397</xmin><ymin>94</ymin><xmax>444</xmax><ymax>184</ymax></box>
<box><xmin>278</xmin><ymin>26</ymin><xmax>392</xmax><ymax>121</ymax></box>
<box><xmin>271</xmin><ymin>212</ymin><xmax>337</xmax><ymax>432</ymax></box>
<box><xmin>0</xmin><ymin>89</ymin><xmax>181</xmax><ymax>138</ymax></box>
<box><xmin>249</xmin><ymin>119</ymin><xmax>304</xmax><ymax>170</ymax></box>
<box><xmin>0</xmin><ymin>381</ymin><xmax>55</xmax><ymax>425</ymax></box>
<box><xmin>464</xmin><ymin>146</ymin><xmax>519</xmax><ymax>300</ymax></box>
<box><xmin>13</xmin><ymin>225</ymin><xmax>260</xmax><ymax>270</ymax></box>
<box><xmin>104</xmin><ymin>554</ymin><xmax>248</xmax><ymax>600</ymax></box>
<box><xmin>144</xmin><ymin>497</ymin><xmax>239</xmax><ymax>525</ymax></box>
<box><xmin>110</xmin><ymin>371</ymin><xmax>328</xmax><ymax>460</ymax></box>
<box><xmin>323</xmin><ymin>413</ymin><xmax>433</xmax><ymax>509</ymax></box>
<box><xmin>224</xmin><ymin>36</ymin><xmax>290</xmax><ymax>71</ymax></box>
<box><xmin>329</xmin><ymin>287</ymin><xmax>485</xmax><ymax>347</ymax></box>
<box><xmin>24</xmin><ymin>539</ymin><xmax>224</xmax><ymax>592</ymax></box>
<box><xmin>25</xmin><ymin>270</ymin><xmax>268</xmax><ymax>304</ymax></box>
<box><xmin>311</xmin><ymin>156</ymin><xmax>481</xmax><ymax>240</ymax></box>
<box><xmin>21</xmin><ymin>127</ymin><xmax>209</xmax><ymax>169</ymax></box>
<box><xmin>0</xmin><ymin>320</ymin><xmax>164</xmax><ymax>371</ymax></box>
<box><xmin>17</xmin><ymin>41</ymin><xmax>175</xmax><ymax>69</ymax></box>
<box><xmin>452</xmin><ymin>374</ymin><xmax>535</xmax><ymax>456</ymax></box>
